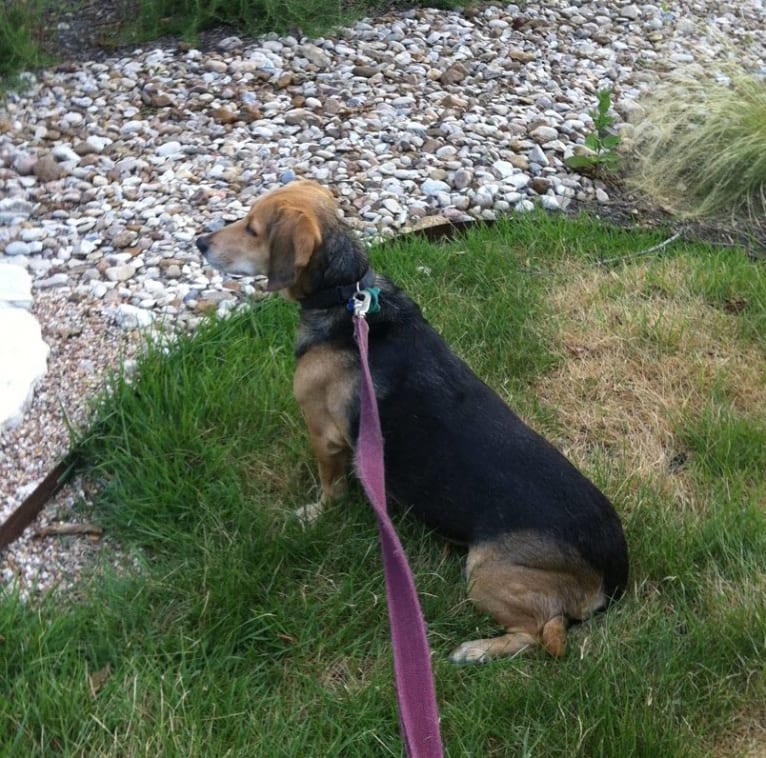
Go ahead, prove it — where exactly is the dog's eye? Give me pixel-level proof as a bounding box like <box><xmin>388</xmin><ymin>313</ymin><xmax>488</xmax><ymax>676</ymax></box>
<box><xmin>245</xmin><ymin>226</ymin><xmax>258</xmax><ymax>238</ymax></box>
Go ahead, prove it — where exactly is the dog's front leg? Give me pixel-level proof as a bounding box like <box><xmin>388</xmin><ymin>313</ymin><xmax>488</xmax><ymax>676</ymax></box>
<box><xmin>294</xmin><ymin>347</ymin><xmax>356</xmax><ymax>524</ymax></box>
<box><xmin>296</xmin><ymin>426</ymin><xmax>351</xmax><ymax>523</ymax></box>
<box><xmin>296</xmin><ymin>422</ymin><xmax>351</xmax><ymax>524</ymax></box>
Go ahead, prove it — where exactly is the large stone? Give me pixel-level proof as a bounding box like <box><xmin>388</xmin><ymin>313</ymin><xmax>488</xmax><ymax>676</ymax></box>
<box><xmin>0</xmin><ymin>306</ymin><xmax>49</xmax><ymax>431</ymax></box>
<box><xmin>110</xmin><ymin>303</ymin><xmax>155</xmax><ymax>329</ymax></box>
<box><xmin>0</xmin><ymin>263</ymin><xmax>33</xmax><ymax>308</ymax></box>
<box><xmin>422</xmin><ymin>178</ymin><xmax>451</xmax><ymax>196</ymax></box>
<box><xmin>530</xmin><ymin>125</ymin><xmax>559</xmax><ymax>144</ymax></box>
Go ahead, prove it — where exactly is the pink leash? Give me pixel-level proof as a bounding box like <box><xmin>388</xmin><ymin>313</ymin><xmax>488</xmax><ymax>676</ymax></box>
<box><xmin>352</xmin><ymin>293</ymin><xmax>444</xmax><ymax>758</ymax></box>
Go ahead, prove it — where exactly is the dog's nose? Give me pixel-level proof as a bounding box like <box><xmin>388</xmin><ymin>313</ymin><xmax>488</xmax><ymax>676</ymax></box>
<box><xmin>196</xmin><ymin>235</ymin><xmax>210</xmax><ymax>255</ymax></box>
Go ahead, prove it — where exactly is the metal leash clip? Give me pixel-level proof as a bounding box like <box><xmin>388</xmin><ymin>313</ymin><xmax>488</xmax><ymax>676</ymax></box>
<box><xmin>351</xmin><ymin>288</ymin><xmax>372</xmax><ymax>318</ymax></box>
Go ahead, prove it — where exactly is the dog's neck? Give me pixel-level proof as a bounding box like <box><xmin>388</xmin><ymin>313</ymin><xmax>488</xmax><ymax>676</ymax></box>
<box><xmin>295</xmin><ymin>223</ymin><xmax>372</xmax><ymax>309</ymax></box>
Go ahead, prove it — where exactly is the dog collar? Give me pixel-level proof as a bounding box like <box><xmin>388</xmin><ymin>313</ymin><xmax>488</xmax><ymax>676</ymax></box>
<box><xmin>299</xmin><ymin>269</ymin><xmax>377</xmax><ymax>311</ymax></box>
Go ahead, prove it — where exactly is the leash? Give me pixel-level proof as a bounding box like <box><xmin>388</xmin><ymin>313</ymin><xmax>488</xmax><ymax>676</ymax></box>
<box><xmin>350</xmin><ymin>288</ymin><xmax>444</xmax><ymax>758</ymax></box>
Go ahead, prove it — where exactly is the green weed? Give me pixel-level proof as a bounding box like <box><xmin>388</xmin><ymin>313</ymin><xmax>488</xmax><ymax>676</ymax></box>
<box><xmin>565</xmin><ymin>89</ymin><xmax>622</xmax><ymax>177</ymax></box>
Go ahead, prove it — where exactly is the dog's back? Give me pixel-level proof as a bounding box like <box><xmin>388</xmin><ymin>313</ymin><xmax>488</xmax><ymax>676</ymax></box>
<box><xmin>361</xmin><ymin>279</ymin><xmax>628</xmax><ymax>603</ymax></box>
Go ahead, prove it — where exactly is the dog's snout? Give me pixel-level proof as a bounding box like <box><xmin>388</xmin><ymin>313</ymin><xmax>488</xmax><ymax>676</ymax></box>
<box><xmin>196</xmin><ymin>235</ymin><xmax>210</xmax><ymax>255</ymax></box>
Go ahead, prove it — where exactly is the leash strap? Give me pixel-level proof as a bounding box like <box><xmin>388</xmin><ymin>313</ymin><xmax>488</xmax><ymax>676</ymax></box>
<box><xmin>353</xmin><ymin>311</ymin><xmax>444</xmax><ymax>758</ymax></box>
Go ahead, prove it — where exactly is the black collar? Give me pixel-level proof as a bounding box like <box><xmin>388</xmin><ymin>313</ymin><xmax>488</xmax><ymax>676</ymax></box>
<box><xmin>299</xmin><ymin>269</ymin><xmax>377</xmax><ymax>311</ymax></box>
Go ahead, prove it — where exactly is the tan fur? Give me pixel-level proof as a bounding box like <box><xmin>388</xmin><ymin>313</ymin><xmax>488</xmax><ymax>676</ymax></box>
<box><xmin>451</xmin><ymin>535</ymin><xmax>606</xmax><ymax>663</ymax></box>
<box><xmin>200</xmin><ymin>180</ymin><xmax>335</xmax><ymax>297</ymax></box>
<box><xmin>293</xmin><ymin>345</ymin><xmax>357</xmax><ymax>517</ymax></box>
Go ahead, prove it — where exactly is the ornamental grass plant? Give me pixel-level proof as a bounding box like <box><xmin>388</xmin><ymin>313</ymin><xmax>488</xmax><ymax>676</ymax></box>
<box><xmin>628</xmin><ymin>63</ymin><xmax>766</xmax><ymax>221</ymax></box>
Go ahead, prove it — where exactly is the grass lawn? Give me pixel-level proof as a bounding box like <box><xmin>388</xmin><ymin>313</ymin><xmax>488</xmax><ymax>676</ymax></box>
<box><xmin>2</xmin><ymin>212</ymin><xmax>766</xmax><ymax>755</ymax></box>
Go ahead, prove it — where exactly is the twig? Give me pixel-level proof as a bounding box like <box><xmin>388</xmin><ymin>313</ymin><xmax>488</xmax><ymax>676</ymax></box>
<box><xmin>596</xmin><ymin>231</ymin><xmax>683</xmax><ymax>267</ymax></box>
<box><xmin>33</xmin><ymin>523</ymin><xmax>103</xmax><ymax>538</ymax></box>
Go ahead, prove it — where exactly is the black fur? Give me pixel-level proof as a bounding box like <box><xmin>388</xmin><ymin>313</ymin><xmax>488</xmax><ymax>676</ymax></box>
<box><xmin>297</xmin><ymin>225</ymin><xmax>629</xmax><ymax>602</ymax></box>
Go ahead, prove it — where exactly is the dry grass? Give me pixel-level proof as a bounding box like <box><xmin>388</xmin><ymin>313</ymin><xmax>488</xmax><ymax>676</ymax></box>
<box><xmin>627</xmin><ymin>62</ymin><xmax>766</xmax><ymax>222</ymax></box>
<box><xmin>536</xmin><ymin>258</ymin><xmax>766</xmax><ymax>509</ymax></box>
<box><xmin>712</xmin><ymin>706</ymin><xmax>766</xmax><ymax>758</ymax></box>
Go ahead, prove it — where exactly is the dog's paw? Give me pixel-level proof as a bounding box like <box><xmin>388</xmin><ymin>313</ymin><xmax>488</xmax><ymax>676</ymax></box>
<box><xmin>448</xmin><ymin>641</ymin><xmax>490</xmax><ymax>665</ymax></box>
<box><xmin>294</xmin><ymin>500</ymin><xmax>324</xmax><ymax>525</ymax></box>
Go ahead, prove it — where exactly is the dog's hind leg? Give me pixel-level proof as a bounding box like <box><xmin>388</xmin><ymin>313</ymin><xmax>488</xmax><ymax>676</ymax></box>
<box><xmin>450</xmin><ymin>537</ymin><xmax>604</xmax><ymax>664</ymax></box>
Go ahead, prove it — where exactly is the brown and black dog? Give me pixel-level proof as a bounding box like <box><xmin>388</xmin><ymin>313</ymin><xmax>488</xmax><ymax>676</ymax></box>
<box><xmin>196</xmin><ymin>180</ymin><xmax>628</xmax><ymax>663</ymax></box>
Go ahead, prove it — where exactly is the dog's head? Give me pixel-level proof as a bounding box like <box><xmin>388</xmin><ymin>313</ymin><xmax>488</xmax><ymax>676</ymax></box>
<box><xmin>196</xmin><ymin>180</ymin><xmax>336</xmax><ymax>296</ymax></box>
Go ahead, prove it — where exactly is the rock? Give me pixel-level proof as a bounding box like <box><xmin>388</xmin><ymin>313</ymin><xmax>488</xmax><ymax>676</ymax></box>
<box><xmin>0</xmin><ymin>263</ymin><xmax>33</xmax><ymax>308</ymax></box>
<box><xmin>508</xmin><ymin>48</ymin><xmax>537</xmax><ymax>63</ymax></box>
<box><xmin>111</xmin><ymin>231</ymin><xmax>135</xmax><ymax>248</ymax></box>
<box><xmin>110</xmin><ymin>304</ymin><xmax>155</xmax><ymax>329</ymax></box>
<box><xmin>51</xmin><ymin>145</ymin><xmax>81</xmax><ymax>163</ymax></box>
<box><xmin>0</xmin><ymin>199</ymin><xmax>35</xmax><ymax>225</ymax></box>
<box><xmin>505</xmin><ymin>173</ymin><xmax>530</xmax><ymax>190</ymax></box>
<box><xmin>217</xmin><ymin>36</ymin><xmax>243</xmax><ymax>52</ymax></box>
<box><xmin>452</xmin><ymin>168</ymin><xmax>473</xmax><ymax>190</ymax></box>
<box><xmin>300</xmin><ymin>44</ymin><xmax>332</xmax><ymax>69</ymax></box>
<box><xmin>352</xmin><ymin>65</ymin><xmax>379</xmax><ymax>77</ymax></box>
<box><xmin>32</xmin><ymin>154</ymin><xmax>66</xmax><ymax>182</ymax></box>
<box><xmin>156</xmin><ymin>141</ymin><xmax>183</xmax><ymax>157</ymax></box>
<box><xmin>19</xmin><ymin>228</ymin><xmax>45</xmax><ymax>243</ymax></box>
<box><xmin>86</xmin><ymin>135</ymin><xmax>109</xmax><ymax>153</ymax></box>
<box><xmin>12</xmin><ymin>151</ymin><xmax>37</xmax><ymax>175</ymax></box>
<box><xmin>0</xmin><ymin>307</ymin><xmax>49</xmax><ymax>431</ymax></box>
<box><xmin>530</xmin><ymin>125</ymin><xmax>559</xmax><ymax>144</ymax></box>
<box><xmin>211</xmin><ymin>107</ymin><xmax>238</xmax><ymax>124</ymax></box>
<box><xmin>491</xmin><ymin>160</ymin><xmax>516</xmax><ymax>179</ymax></box>
<box><xmin>206</xmin><ymin>59</ymin><xmax>228</xmax><ymax>74</ymax></box>
<box><xmin>540</xmin><ymin>195</ymin><xmax>561</xmax><ymax>211</ymax></box>
<box><xmin>422</xmin><ymin>178</ymin><xmax>451</xmax><ymax>195</ymax></box>
<box><xmin>474</xmin><ymin>185</ymin><xmax>497</xmax><ymax>209</ymax></box>
<box><xmin>5</xmin><ymin>240</ymin><xmax>31</xmax><ymax>257</ymax></box>
<box><xmin>73</xmin><ymin>141</ymin><xmax>97</xmax><ymax>156</ymax></box>
<box><xmin>61</xmin><ymin>111</ymin><xmax>84</xmax><ymax>127</ymax></box>
<box><xmin>528</xmin><ymin>144</ymin><xmax>549</xmax><ymax>166</ymax></box>
<box><xmin>439</xmin><ymin>63</ymin><xmax>467</xmax><ymax>85</ymax></box>
<box><xmin>105</xmin><ymin>264</ymin><xmax>136</xmax><ymax>282</ymax></box>
<box><xmin>34</xmin><ymin>273</ymin><xmax>70</xmax><ymax>289</ymax></box>
<box><xmin>619</xmin><ymin>5</ymin><xmax>641</xmax><ymax>21</ymax></box>
<box><xmin>284</xmin><ymin>108</ymin><xmax>322</xmax><ymax>126</ymax></box>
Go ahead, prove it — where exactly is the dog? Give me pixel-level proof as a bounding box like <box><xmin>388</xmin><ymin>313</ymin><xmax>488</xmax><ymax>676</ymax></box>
<box><xmin>196</xmin><ymin>180</ymin><xmax>629</xmax><ymax>663</ymax></box>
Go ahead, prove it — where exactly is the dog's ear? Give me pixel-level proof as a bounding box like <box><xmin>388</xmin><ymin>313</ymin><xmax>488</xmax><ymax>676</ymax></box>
<box><xmin>266</xmin><ymin>211</ymin><xmax>322</xmax><ymax>292</ymax></box>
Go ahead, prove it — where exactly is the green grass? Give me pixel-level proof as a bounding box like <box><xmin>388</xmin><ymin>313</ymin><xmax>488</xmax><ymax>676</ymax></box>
<box><xmin>0</xmin><ymin>0</ymin><xmax>50</xmax><ymax>86</ymax></box>
<box><xmin>3</xmin><ymin>213</ymin><xmax>766</xmax><ymax>755</ymax></box>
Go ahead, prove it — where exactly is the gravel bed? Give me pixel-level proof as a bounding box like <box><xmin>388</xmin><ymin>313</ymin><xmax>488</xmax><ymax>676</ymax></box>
<box><xmin>1</xmin><ymin>0</ymin><xmax>765</xmax><ymax>598</ymax></box>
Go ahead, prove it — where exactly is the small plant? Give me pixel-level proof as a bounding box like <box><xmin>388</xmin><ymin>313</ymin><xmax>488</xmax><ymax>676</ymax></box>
<box><xmin>566</xmin><ymin>89</ymin><xmax>622</xmax><ymax>176</ymax></box>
